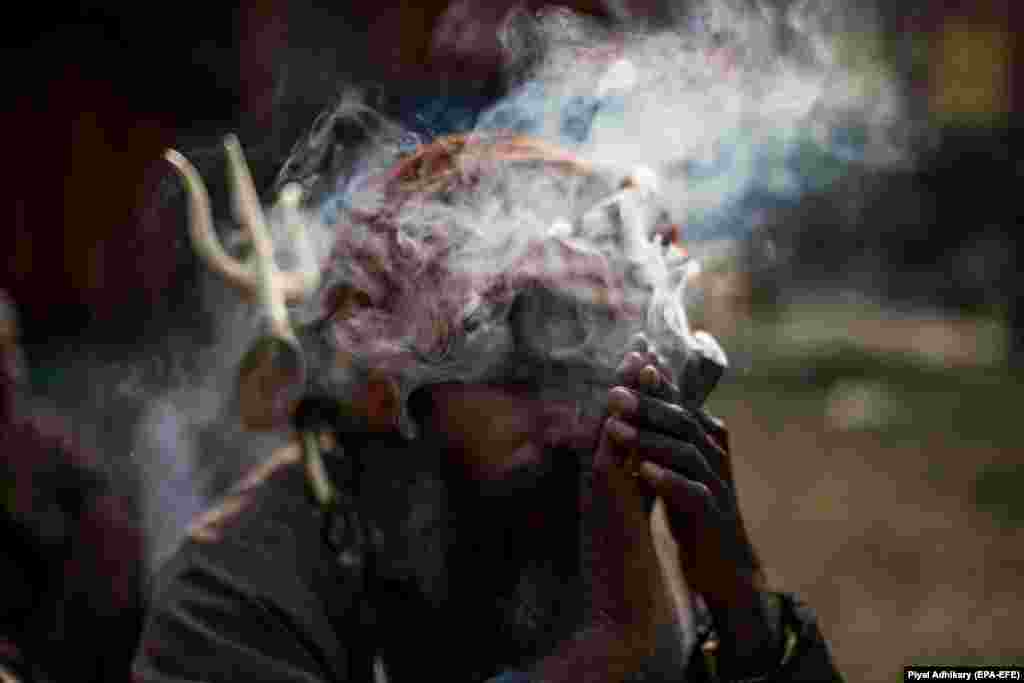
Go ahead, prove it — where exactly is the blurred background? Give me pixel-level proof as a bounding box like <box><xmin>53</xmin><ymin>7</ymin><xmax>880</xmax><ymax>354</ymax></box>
<box><xmin>1</xmin><ymin>1</ymin><xmax>1020</xmax><ymax>681</ymax></box>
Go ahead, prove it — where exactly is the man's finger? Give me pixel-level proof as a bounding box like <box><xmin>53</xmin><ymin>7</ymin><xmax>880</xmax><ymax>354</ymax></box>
<box><xmin>608</xmin><ymin>422</ymin><xmax>728</xmax><ymax>500</ymax></box>
<box><xmin>616</xmin><ymin>349</ymin><xmax>680</xmax><ymax>401</ymax></box>
<box><xmin>615</xmin><ymin>351</ymin><xmax>647</xmax><ymax>386</ymax></box>
<box><xmin>638</xmin><ymin>461</ymin><xmax>717</xmax><ymax>520</ymax></box>
<box><xmin>638</xmin><ymin>363</ymin><xmax>681</xmax><ymax>403</ymax></box>
<box><xmin>608</xmin><ymin>387</ymin><xmax>708</xmax><ymax>445</ymax></box>
<box><xmin>595</xmin><ymin>417</ymin><xmax>646</xmax><ymax>481</ymax></box>
<box><xmin>638</xmin><ymin>462</ymin><xmax>736</xmax><ymax>583</ymax></box>
<box><xmin>592</xmin><ymin>416</ymin><xmax>620</xmax><ymax>474</ymax></box>
<box><xmin>694</xmin><ymin>409</ymin><xmax>730</xmax><ymax>454</ymax></box>
<box><xmin>642</xmin><ymin>351</ymin><xmax>676</xmax><ymax>387</ymax></box>
<box><xmin>605</xmin><ymin>388</ymin><xmax>731</xmax><ymax>496</ymax></box>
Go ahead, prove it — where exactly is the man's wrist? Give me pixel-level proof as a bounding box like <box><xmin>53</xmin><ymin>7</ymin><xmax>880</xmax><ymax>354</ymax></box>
<box><xmin>704</xmin><ymin>588</ymin><xmax>783</xmax><ymax>677</ymax></box>
<box><xmin>699</xmin><ymin>592</ymin><xmax>845</xmax><ymax>683</ymax></box>
<box><xmin>530</xmin><ymin>623</ymin><xmax>652</xmax><ymax>683</ymax></box>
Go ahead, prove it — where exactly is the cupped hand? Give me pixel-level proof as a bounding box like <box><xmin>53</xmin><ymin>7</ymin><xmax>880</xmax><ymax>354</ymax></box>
<box><xmin>604</xmin><ymin>343</ymin><xmax>784</xmax><ymax>676</ymax></box>
<box><xmin>606</xmin><ymin>343</ymin><xmax>761</xmax><ymax>603</ymax></box>
<box><xmin>534</xmin><ymin>396</ymin><xmax>677</xmax><ymax>683</ymax></box>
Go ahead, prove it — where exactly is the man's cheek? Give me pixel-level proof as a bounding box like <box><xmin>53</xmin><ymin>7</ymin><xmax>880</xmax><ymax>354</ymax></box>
<box><xmin>431</xmin><ymin>389</ymin><xmax>533</xmax><ymax>474</ymax></box>
<box><xmin>475</xmin><ymin>455</ymin><xmax>549</xmax><ymax>500</ymax></box>
<box><xmin>447</xmin><ymin>424</ymin><xmax>536</xmax><ymax>481</ymax></box>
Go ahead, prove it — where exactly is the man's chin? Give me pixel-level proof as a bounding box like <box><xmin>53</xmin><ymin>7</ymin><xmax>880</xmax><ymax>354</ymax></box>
<box><xmin>472</xmin><ymin>449</ymin><xmax>552</xmax><ymax>500</ymax></box>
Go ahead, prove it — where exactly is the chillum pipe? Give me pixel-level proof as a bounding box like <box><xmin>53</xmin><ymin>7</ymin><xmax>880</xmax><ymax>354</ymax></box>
<box><xmin>591</xmin><ymin>164</ymin><xmax>721</xmax><ymax>653</ymax></box>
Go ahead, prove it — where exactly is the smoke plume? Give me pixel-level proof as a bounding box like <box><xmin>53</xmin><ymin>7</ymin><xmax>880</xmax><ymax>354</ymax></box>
<box><xmin>283</xmin><ymin>0</ymin><xmax>911</xmax><ymax>437</ymax></box>
<box><xmin>125</xmin><ymin>0</ymin><xmax>912</xmax><ymax>567</ymax></box>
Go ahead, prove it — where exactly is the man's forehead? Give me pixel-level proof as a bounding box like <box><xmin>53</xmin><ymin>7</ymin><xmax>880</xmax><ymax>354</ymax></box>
<box><xmin>299</xmin><ymin>133</ymin><xmax>702</xmax><ymax>439</ymax></box>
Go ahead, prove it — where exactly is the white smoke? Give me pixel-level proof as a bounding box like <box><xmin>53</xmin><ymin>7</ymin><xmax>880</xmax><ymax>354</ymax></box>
<box><xmin>131</xmin><ymin>265</ymin><xmax>291</xmax><ymax>572</ymax></box>
<box><xmin>481</xmin><ymin>1</ymin><xmax>910</xmax><ymax>227</ymax></box>
<box><xmin>129</xmin><ymin>0</ymin><xmax>914</xmax><ymax>562</ymax></box>
<box><xmin>284</xmin><ymin>0</ymin><xmax>911</xmax><ymax>438</ymax></box>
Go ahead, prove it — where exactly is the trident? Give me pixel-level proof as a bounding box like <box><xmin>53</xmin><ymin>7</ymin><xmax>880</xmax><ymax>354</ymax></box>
<box><xmin>163</xmin><ymin>135</ymin><xmax>321</xmax><ymax>429</ymax></box>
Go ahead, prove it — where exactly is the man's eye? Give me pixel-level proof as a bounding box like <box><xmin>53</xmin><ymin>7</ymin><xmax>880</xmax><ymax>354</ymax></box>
<box><xmin>512</xmin><ymin>288</ymin><xmax>589</xmax><ymax>356</ymax></box>
<box><xmin>461</xmin><ymin>299</ymin><xmax>514</xmax><ymax>337</ymax></box>
<box><xmin>462</xmin><ymin>311</ymin><xmax>484</xmax><ymax>334</ymax></box>
<box><xmin>328</xmin><ymin>286</ymin><xmax>373</xmax><ymax>320</ymax></box>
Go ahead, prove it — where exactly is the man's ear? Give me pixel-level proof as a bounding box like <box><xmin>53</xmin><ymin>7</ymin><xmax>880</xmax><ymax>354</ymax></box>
<box><xmin>236</xmin><ymin>336</ymin><xmax>306</xmax><ymax>431</ymax></box>
<box><xmin>359</xmin><ymin>370</ymin><xmax>403</xmax><ymax>433</ymax></box>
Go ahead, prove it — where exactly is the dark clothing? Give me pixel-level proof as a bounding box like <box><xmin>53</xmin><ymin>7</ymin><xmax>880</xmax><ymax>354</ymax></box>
<box><xmin>136</xmin><ymin>433</ymin><xmax>585</xmax><ymax>683</ymax></box>
<box><xmin>1</xmin><ymin>413</ymin><xmax>145</xmax><ymax>683</ymax></box>
<box><xmin>133</xmin><ymin>434</ymin><xmax>842</xmax><ymax>682</ymax></box>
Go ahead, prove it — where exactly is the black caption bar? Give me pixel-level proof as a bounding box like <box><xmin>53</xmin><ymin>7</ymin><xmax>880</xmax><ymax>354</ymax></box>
<box><xmin>905</xmin><ymin>667</ymin><xmax>1023</xmax><ymax>680</ymax></box>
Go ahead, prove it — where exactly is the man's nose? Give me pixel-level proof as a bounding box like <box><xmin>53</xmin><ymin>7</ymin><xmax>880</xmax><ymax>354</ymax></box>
<box><xmin>539</xmin><ymin>400</ymin><xmax>602</xmax><ymax>453</ymax></box>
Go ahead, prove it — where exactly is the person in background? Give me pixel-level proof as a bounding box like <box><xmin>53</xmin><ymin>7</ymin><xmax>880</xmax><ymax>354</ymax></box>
<box><xmin>0</xmin><ymin>292</ymin><xmax>145</xmax><ymax>683</ymax></box>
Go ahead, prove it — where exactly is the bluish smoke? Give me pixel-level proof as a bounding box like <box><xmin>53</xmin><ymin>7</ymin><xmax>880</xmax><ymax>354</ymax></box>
<box><xmin>321</xmin><ymin>86</ymin><xmax>872</xmax><ymax>244</ymax></box>
<box><xmin>346</xmin><ymin>73</ymin><xmax>874</xmax><ymax>250</ymax></box>
<box><xmin>679</xmin><ymin>123</ymin><xmax>868</xmax><ymax>241</ymax></box>
<box><xmin>392</xmin><ymin>92</ymin><xmax>494</xmax><ymax>140</ymax></box>
<box><xmin>310</xmin><ymin>1</ymin><xmax>904</xmax><ymax>297</ymax></box>
<box><xmin>138</xmin><ymin>398</ymin><xmax>208</xmax><ymax>569</ymax></box>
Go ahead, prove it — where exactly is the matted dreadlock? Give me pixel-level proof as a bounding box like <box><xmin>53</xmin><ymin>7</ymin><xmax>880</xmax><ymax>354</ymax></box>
<box><xmin>293</xmin><ymin>129</ymin><xmax>704</xmax><ymax>438</ymax></box>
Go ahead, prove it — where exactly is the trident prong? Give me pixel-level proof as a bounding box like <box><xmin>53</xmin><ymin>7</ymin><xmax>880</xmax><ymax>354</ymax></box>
<box><xmin>163</xmin><ymin>135</ymin><xmax>320</xmax><ymax>346</ymax></box>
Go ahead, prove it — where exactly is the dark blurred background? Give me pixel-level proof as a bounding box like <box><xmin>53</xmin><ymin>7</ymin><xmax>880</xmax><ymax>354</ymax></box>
<box><xmin>1</xmin><ymin>1</ymin><xmax>1020</xmax><ymax>681</ymax></box>
<box><xmin>3</xmin><ymin>0</ymin><xmax>1020</xmax><ymax>355</ymax></box>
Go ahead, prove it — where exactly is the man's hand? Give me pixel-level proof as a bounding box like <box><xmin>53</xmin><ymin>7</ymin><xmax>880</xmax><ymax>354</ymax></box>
<box><xmin>604</xmin><ymin>343</ymin><xmax>782</xmax><ymax>677</ymax></box>
<box><xmin>608</xmin><ymin>347</ymin><xmax>760</xmax><ymax>600</ymax></box>
<box><xmin>531</xmin><ymin>356</ymin><xmax>682</xmax><ymax>682</ymax></box>
<box><xmin>532</xmin><ymin>339</ymin><xmax>779</xmax><ymax>682</ymax></box>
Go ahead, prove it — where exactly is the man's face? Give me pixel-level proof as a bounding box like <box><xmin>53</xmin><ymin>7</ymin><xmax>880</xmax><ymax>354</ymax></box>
<box><xmin>403</xmin><ymin>380</ymin><xmax>594</xmax><ymax>672</ymax></box>
<box><xmin>419</xmin><ymin>381</ymin><xmax>602</xmax><ymax>485</ymax></box>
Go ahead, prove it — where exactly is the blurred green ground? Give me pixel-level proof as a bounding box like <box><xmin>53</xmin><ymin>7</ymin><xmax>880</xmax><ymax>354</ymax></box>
<box><xmin>702</xmin><ymin>302</ymin><xmax>1023</xmax><ymax>681</ymax></box>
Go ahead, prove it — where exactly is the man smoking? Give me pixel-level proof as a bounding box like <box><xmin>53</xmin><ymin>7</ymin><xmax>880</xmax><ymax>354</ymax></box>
<box><xmin>134</xmin><ymin>119</ymin><xmax>843</xmax><ymax>681</ymax></box>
